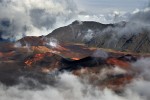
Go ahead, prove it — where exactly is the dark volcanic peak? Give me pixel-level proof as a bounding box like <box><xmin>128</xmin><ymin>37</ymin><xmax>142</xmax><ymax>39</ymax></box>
<box><xmin>46</xmin><ymin>21</ymin><xmax>150</xmax><ymax>53</ymax></box>
<box><xmin>17</xmin><ymin>21</ymin><xmax>150</xmax><ymax>53</ymax></box>
<box><xmin>71</xmin><ymin>20</ymin><xmax>114</xmax><ymax>27</ymax></box>
<box><xmin>46</xmin><ymin>21</ymin><xmax>115</xmax><ymax>41</ymax></box>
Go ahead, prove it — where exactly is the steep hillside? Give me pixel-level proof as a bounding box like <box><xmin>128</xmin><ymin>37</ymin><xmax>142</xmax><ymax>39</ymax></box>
<box><xmin>46</xmin><ymin>21</ymin><xmax>150</xmax><ymax>53</ymax></box>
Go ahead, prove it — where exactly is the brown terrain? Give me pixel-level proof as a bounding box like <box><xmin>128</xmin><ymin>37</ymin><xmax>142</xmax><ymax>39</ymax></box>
<box><xmin>0</xmin><ymin>21</ymin><xmax>149</xmax><ymax>93</ymax></box>
<box><xmin>0</xmin><ymin>41</ymin><xmax>149</xmax><ymax>92</ymax></box>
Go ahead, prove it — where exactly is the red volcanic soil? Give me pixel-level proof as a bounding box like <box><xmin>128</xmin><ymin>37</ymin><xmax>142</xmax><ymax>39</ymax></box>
<box><xmin>106</xmin><ymin>58</ymin><xmax>130</xmax><ymax>69</ymax></box>
<box><xmin>0</xmin><ymin>42</ymin><xmax>149</xmax><ymax>91</ymax></box>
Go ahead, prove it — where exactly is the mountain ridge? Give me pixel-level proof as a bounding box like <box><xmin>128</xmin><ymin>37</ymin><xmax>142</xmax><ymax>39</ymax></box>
<box><xmin>18</xmin><ymin>20</ymin><xmax>150</xmax><ymax>53</ymax></box>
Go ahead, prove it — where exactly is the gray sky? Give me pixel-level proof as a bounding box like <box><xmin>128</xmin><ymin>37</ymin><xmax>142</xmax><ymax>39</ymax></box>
<box><xmin>75</xmin><ymin>0</ymin><xmax>149</xmax><ymax>13</ymax></box>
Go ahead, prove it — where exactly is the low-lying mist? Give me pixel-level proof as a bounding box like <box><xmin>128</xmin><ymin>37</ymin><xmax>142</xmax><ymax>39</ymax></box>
<box><xmin>0</xmin><ymin>73</ymin><xmax>141</xmax><ymax>100</ymax></box>
<box><xmin>0</xmin><ymin>58</ymin><xmax>149</xmax><ymax>100</ymax></box>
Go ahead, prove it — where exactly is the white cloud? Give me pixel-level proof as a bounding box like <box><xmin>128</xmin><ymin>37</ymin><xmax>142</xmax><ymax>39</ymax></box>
<box><xmin>0</xmin><ymin>72</ymin><xmax>146</xmax><ymax>100</ymax></box>
<box><xmin>75</xmin><ymin>0</ymin><xmax>148</xmax><ymax>13</ymax></box>
<box><xmin>0</xmin><ymin>0</ymin><xmax>77</xmax><ymax>41</ymax></box>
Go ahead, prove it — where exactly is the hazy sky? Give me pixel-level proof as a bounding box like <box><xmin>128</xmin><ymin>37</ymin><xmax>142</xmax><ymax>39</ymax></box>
<box><xmin>75</xmin><ymin>0</ymin><xmax>149</xmax><ymax>13</ymax></box>
<box><xmin>0</xmin><ymin>0</ymin><xmax>150</xmax><ymax>40</ymax></box>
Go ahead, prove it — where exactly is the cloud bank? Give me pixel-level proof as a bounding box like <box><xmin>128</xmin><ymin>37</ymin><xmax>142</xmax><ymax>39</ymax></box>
<box><xmin>0</xmin><ymin>0</ymin><xmax>77</xmax><ymax>41</ymax></box>
<box><xmin>1</xmin><ymin>63</ymin><xmax>150</xmax><ymax>100</ymax></box>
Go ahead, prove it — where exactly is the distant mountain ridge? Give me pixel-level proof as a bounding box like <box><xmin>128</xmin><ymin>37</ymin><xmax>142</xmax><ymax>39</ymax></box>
<box><xmin>19</xmin><ymin>21</ymin><xmax>150</xmax><ymax>53</ymax></box>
